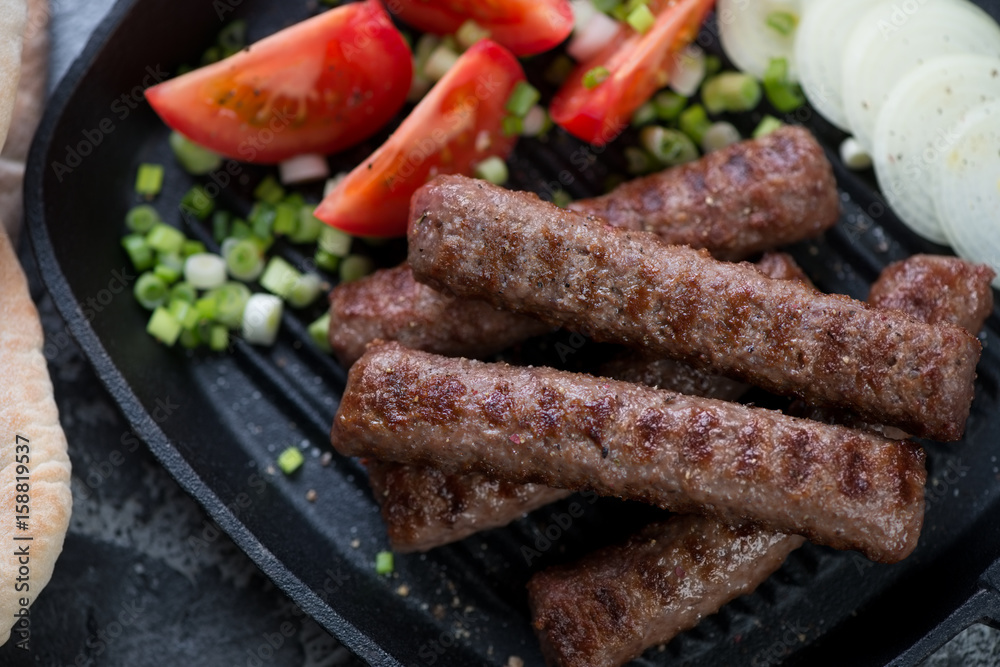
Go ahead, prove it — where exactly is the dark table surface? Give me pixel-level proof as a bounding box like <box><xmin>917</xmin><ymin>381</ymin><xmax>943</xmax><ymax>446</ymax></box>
<box><xmin>1</xmin><ymin>1</ymin><xmax>998</xmax><ymax>666</ymax></box>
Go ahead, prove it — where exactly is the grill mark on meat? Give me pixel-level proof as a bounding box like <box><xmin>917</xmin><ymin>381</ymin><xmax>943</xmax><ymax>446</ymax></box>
<box><xmin>482</xmin><ymin>383</ymin><xmax>513</xmax><ymax>425</ymax></box>
<box><xmin>529</xmin><ymin>386</ymin><xmax>565</xmax><ymax>439</ymax></box>
<box><xmin>594</xmin><ymin>587</ymin><xmax>630</xmax><ymax>632</ymax></box>
<box><xmin>782</xmin><ymin>429</ymin><xmax>816</xmax><ymax>490</ymax></box>
<box><xmin>633</xmin><ymin>408</ymin><xmax>668</xmax><ymax>464</ymax></box>
<box><xmin>682</xmin><ymin>410</ymin><xmax>718</xmax><ymax>465</ymax></box>
<box><xmin>577</xmin><ymin>395</ymin><xmax>616</xmax><ymax>454</ymax></box>
<box><xmin>639</xmin><ymin>562</ymin><xmax>679</xmax><ymax>604</ymax></box>
<box><xmin>371</xmin><ymin>367</ymin><xmax>420</xmax><ymax>429</ymax></box>
<box><xmin>736</xmin><ymin>419</ymin><xmax>764</xmax><ymax>478</ymax></box>
<box><xmin>415</xmin><ymin>376</ymin><xmax>467</xmax><ymax>425</ymax></box>
<box><xmin>837</xmin><ymin>436</ymin><xmax>872</xmax><ymax>499</ymax></box>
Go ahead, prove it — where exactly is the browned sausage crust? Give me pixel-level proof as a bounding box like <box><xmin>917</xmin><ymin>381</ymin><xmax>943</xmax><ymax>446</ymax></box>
<box><xmin>331</xmin><ymin>342</ymin><xmax>927</xmax><ymax>563</ymax></box>
<box><xmin>868</xmin><ymin>254</ymin><xmax>995</xmax><ymax>335</ymax></box>
<box><xmin>527</xmin><ymin>516</ymin><xmax>806</xmax><ymax>667</ymax></box>
<box><xmin>568</xmin><ymin>126</ymin><xmax>840</xmax><ymax>261</ymax></box>
<box><xmin>327</xmin><ymin>263</ymin><xmax>552</xmax><ymax>366</ymax></box>
<box><xmin>407</xmin><ymin>175</ymin><xmax>981</xmax><ymax>441</ymax></box>
<box><xmin>365</xmin><ymin>460</ymin><xmax>571</xmax><ymax>553</ymax></box>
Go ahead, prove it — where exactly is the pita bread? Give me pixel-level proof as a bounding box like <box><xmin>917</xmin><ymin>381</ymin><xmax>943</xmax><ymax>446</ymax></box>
<box><xmin>0</xmin><ymin>0</ymin><xmax>72</xmax><ymax>647</ymax></box>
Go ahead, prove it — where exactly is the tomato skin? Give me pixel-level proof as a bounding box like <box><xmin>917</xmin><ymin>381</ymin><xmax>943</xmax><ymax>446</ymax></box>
<box><xmin>385</xmin><ymin>0</ymin><xmax>573</xmax><ymax>56</ymax></box>
<box><xmin>144</xmin><ymin>0</ymin><xmax>412</xmax><ymax>164</ymax></box>
<box><xmin>550</xmin><ymin>0</ymin><xmax>715</xmax><ymax>146</ymax></box>
<box><xmin>315</xmin><ymin>40</ymin><xmax>525</xmax><ymax>237</ymax></box>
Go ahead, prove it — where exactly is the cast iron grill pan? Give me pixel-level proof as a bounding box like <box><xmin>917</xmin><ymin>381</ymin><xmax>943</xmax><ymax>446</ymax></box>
<box><xmin>26</xmin><ymin>0</ymin><xmax>1000</xmax><ymax>665</ymax></box>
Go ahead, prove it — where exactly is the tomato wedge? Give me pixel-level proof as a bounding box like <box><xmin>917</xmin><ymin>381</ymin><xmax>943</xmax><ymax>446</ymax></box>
<box><xmin>385</xmin><ymin>0</ymin><xmax>573</xmax><ymax>56</ymax></box>
<box><xmin>144</xmin><ymin>0</ymin><xmax>412</xmax><ymax>164</ymax></box>
<box><xmin>550</xmin><ymin>0</ymin><xmax>715</xmax><ymax>146</ymax></box>
<box><xmin>315</xmin><ymin>39</ymin><xmax>525</xmax><ymax>237</ymax></box>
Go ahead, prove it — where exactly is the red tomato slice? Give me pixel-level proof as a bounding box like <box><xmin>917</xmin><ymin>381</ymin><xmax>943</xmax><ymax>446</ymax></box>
<box><xmin>550</xmin><ymin>0</ymin><xmax>715</xmax><ymax>146</ymax></box>
<box><xmin>315</xmin><ymin>39</ymin><xmax>525</xmax><ymax>237</ymax></box>
<box><xmin>385</xmin><ymin>0</ymin><xmax>573</xmax><ymax>56</ymax></box>
<box><xmin>144</xmin><ymin>0</ymin><xmax>412</xmax><ymax>164</ymax></box>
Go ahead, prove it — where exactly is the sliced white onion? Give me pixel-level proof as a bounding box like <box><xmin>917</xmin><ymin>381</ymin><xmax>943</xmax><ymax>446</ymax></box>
<box><xmin>701</xmin><ymin>122</ymin><xmax>742</xmax><ymax>153</ymax></box>
<box><xmin>872</xmin><ymin>54</ymin><xmax>1000</xmax><ymax>244</ymax></box>
<box><xmin>241</xmin><ymin>293</ymin><xmax>283</xmax><ymax>346</ymax></box>
<box><xmin>522</xmin><ymin>105</ymin><xmax>549</xmax><ymax>137</ymax></box>
<box><xmin>717</xmin><ymin>0</ymin><xmax>800</xmax><ymax>81</ymax></box>
<box><xmin>567</xmin><ymin>10</ymin><xmax>620</xmax><ymax>62</ymax></box>
<box><xmin>933</xmin><ymin>100</ymin><xmax>1000</xmax><ymax>288</ymax></box>
<box><xmin>841</xmin><ymin>0</ymin><xmax>1000</xmax><ymax>152</ymax></box>
<box><xmin>667</xmin><ymin>44</ymin><xmax>706</xmax><ymax>97</ymax></box>
<box><xmin>839</xmin><ymin>137</ymin><xmax>871</xmax><ymax>171</ymax></box>
<box><xmin>279</xmin><ymin>153</ymin><xmax>330</xmax><ymax>185</ymax></box>
<box><xmin>184</xmin><ymin>253</ymin><xmax>227</xmax><ymax>290</ymax></box>
<box><xmin>792</xmin><ymin>0</ymin><xmax>870</xmax><ymax>131</ymax></box>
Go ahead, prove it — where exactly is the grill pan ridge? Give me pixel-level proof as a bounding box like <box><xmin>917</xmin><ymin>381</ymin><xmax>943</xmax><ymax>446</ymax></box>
<box><xmin>25</xmin><ymin>0</ymin><xmax>1000</xmax><ymax>665</ymax></box>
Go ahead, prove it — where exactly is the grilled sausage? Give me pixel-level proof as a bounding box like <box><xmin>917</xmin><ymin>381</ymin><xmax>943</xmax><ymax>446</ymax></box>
<box><xmin>568</xmin><ymin>125</ymin><xmax>840</xmax><ymax>261</ymax></box>
<box><xmin>331</xmin><ymin>343</ymin><xmax>927</xmax><ymax>563</ymax></box>
<box><xmin>868</xmin><ymin>254</ymin><xmax>995</xmax><ymax>335</ymax></box>
<box><xmin>407</xmin><ymin>174</ymin><xmax>981</xmax><ymax>441</ymax></box>
<box><xmin>527</xmin><ymin>517</ymin><xmax>805</xmax><ymax>667</ymax></box>
<box><xmin>327</xmin><ymin>264</ymin><xmax>552</xmax><ymax>367</ymax></box>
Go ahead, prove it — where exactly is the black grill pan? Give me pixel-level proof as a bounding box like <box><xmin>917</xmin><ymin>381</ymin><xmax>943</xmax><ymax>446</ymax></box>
<box><xmin>26</xmin><ymin>1</ymin><xmax>1000</xmax><ymax>665</ymax></box>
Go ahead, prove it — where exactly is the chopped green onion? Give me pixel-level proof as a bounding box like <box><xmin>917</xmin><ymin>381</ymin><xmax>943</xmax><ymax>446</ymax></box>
<box><xmin>308</xmin><ymin>313</ymin><xmax>333</xmax><ymax>353</ymax></box>
<box><xmin>765</xmin><ymin>10</ymin><xmax>798</xmax><ymax>36</ymax></box>
<box><xmin>169</xmin><ymin>131</ymin><xmax>222</xmax><ymax>175</ymax></box>
<box><xmin>678</xmin><ymin>104</ymin><xmax>711</xmax><ymax>145</ymax></box>
<box><xmin>290</xmin><ymin>206</ymin><xmax>324</xmax><ymax>244</ymax></box>
<box><xmin>839</xmin><ymin>137</ymin><xmax>872</xmax><ymax>170</ymax></box>
<box><xmin>260</xmin><ymin>256</ymin><xmax>301</xmax><ymax>298</ymax></box>
<box><xmin>249</xmin><ymin>202</ymin><xmax>276</xmax><ymax>239</ymax></box>
<box><xmin>455</xmin><ymin>19</ymin><xmax>491</xmax><ymax>49</ymax></box>
<box><xmin>375</xmin><ymin>551</ymin><xmax>394</xmax><ymax>575</ymax></box>
<box><xmin>545</xmin><ymin>55</ymin><xmax>574</xmax><ymax>86</ymax></box>
<box><xmin>287</xmin><ymin>273</ymin><xmax>323</xmax><ymax>308</ymax></box>
<box><xmin>502</xmin><ymin>115</ymin><xmax>523</xmax><ymax>137</ymax></box>
<box><xmin>653</xmin><ymin>91</ymin><xmax>687</xmax><ymax>121</ymax></box>
<box><xmin>641</xmin><ymin>126</ymin><xmax>699</xmax><ymax>166</ymax></box>
<box><xmin>135</xmin><ymin>163</ymin><xmax>164</xmax><ymax>198</ymax></box>
<box><xmin>145</xmin><ymin>223</ymin><xmax>186</xmax><ymax>254</ymax></box>
<box><xmin>277</xmin><ymin>446</ymin><xmax>305</xmax><ymax>475</ymax></box>
<box><xmin>704</xmin><ymin>54</ymin><xmax>722</xmax><ymax>78</ymax></box>
<box><xmin>701</xmin><ymin>72</ymin><xmax>761</xmax><ymax>114</ymax></box>
<box><xmin>701</xmin><ymin>121</ymin><xmax>742</xmax><ymax>153</ymax></box>
<box><xmin>273</xmin><ymin>202</ymin><xmax>299</xmax><ymax>236</ymax></box>
<box><xmin>762</xmin><ymin>57</ymin><xmax>805</xmax><ymax>112</ymax></box>
<box><xmin>631</xmin><ymin>102</ymin><xmax>657</xmax><ymax>127</ymax></box>
<box><xmin>122</xmin><ymin>235</ymin><xmax>155</xmax><ymax>272</ymax></box>
<box><xmin>182</xmin><ymin>240</ymin><xmax>206</xmax><ymax>257</ymax></box>
<box><xmin>339</xmin><ymin>255</ymin><xmax>375</xmax><ymax>284</ymax></box>
<box><xmin>424</xmin><ymin>44</ymin><xmax>460</xmax><ymax>82</ymax></box>
<box><xmin>134</xmin><ymin>272</ymin><xmax>168</xmax><ymax>310</ymax></box>
<box><xmin>521</xmin><ymin>106</ymin><xmax>552</xmax><ymax>137</ymax></box>
<box><xmin>242</xmin><ymin>293</ymin><xmax>283</xmax><ymax>346</ymax></box>
<box><xmin>551</xmin><ymin>189</ymin><xmax>572</xmax><ymax>208</ymax></box>
<box><xmin>582</xmin><ymin>66</ymin><xmax>610</xmax><ymax>90</ymax></box>
<box><xmin>314</xmin><ymin>249</ymin><xmax>340</xmax><ymax>272</ymax></box>
<box><xmin>217</xmin><ymin>19</ymin><xmax>248</xmax><ymax>54</ymax></box>
<box><xmin>180</xmin><ymin>185</ymin><xmax>215</xmax><ymax>221</ymax></box>
<box><xmin>125</xmin><ymin>205</ymin><xmax>161</xmax><ymax>234</ymax></box>
<box><xmin>169</xmin><ymin>299</ymin><xmax>199</xmax><ymax>330</ymax></box>
<box><xmin>208</xmin><ymin>324</ymin><xmax>229</xmax><ymax>352</ymax></box>
<box><xmin>153</xmin><ymin>263</ymin><xmax>182</xmax><ymax>286</ymax></box>
<box><xmin>201</xmin><ymin>45</ymin><xmax>222</xmax><ymax>66</ymax></box>
<box><xmin>212</xmin><ymin>210</ymin><xmax>232</xmax><ymax>243</ymax></box>
<box><xmin>592</xmin><ymin>0</ymin><xmax>622</xmax><ymax>13</ymax></box>
<box><xmin>318</xmin><ymin>226</ymin><xmax>352</xmax><ymax>258</ymax></box>
<box><xmin>253</xmin><ymin>176</ymin><xmax>285</xmax><ymax>205</ymax></box>
<box><xmin>624</xmin><ymin>146</ymin><xmax>654</xmax><ymax>175</ymax></box>
<box><xmin>230</xmin><ymin>219</ymin><xmax>252</xmax><ymax>240</ymax></box>
<box><xmin>147</xmin><ymin>307</ymin><xmax>182</xmax><ymax>346</ymax></box>
<box><xmin>179</xmin><ymin>328</ymin><xmax>201</xmax><ymax>349</ymax></box>
<box><xmin>184</xmin><ymin>253</ymin><xmax>228</xmax><ymax>290</ymax></box>
<box><xmin>473</xmin><ymin>156</ymin><xmax>509</xmax><ymax>185</ymax></box>
<box><xmin>195</xmin><ymin>295</ymin><xmax>218</xmax><ymax>321</ymax></box>
<box><xmin>170</xmin><ymin>282</ymin><xmax>197</xmax><ymax>304</ymax></box>
<box><xmin>206</xmin><ymin>282</ymin><xmax>251</xmax><ymax>329</ymax></box>
<box><xmin>413</xmin><ymin>34</ymin><xmax>441</xmax><ymax>73</ymax></box>
<box><xmin>505</xmin><ymin>81</ymin><xmax>541</xmax><ymax>118</ymax></box>
<box><xmin>753</xmin><ymin>115</ymin><xmax>784</xmax><ymax>138</ymax></box>
<box><xmin>224</xmin><ymin>239</ymin><xmax>264</xmax><ymax>282</ymax></box>
<box><xmin>626</xmin><ymin>4</ymin><xmax>655</xmax><ymax>33</ymax></box>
